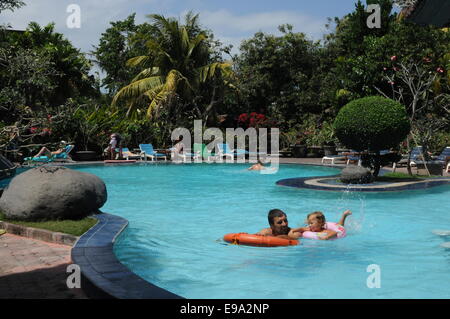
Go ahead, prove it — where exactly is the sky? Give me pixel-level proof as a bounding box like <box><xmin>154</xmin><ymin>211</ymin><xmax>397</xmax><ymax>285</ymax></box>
<box><xmin>0</xmin><ymin>0</ymin><xmax>400</xmax><ymax>77</ymax></box>
<box><xmin>1</xmin><ymin>1</ymin><xmax>380</xmax><ymax>52</ymax></box>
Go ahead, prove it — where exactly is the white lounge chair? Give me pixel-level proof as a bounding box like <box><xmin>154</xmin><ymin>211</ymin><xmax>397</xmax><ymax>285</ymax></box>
<box><xmin>321</xmin><ymin>155</ymin><xmax>347</xmax><ymax>165</ymax></box>
<box><xmin>121</xmin><ymin>148</ymin><xmax>143</xmax><ymax>161</ymax></box>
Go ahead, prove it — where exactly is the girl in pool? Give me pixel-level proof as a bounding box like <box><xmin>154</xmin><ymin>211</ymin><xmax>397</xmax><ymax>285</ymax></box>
<box><xmin>291</xmin><ymin>210</ymin><xmax>352</xmax><ymax>240</ymax></box>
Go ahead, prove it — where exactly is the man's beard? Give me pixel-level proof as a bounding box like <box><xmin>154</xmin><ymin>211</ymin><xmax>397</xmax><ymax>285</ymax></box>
<box><xmin>274</xmin><ymin>226</ymin><xmax>290</xmax><ymax>235</ymax></box>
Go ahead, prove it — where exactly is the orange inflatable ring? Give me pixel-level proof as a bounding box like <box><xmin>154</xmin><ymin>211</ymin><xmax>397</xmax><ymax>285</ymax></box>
<box><xmin>223</xmin><ymin>233</ymin><xmax>298</xmax><ymax>247</ymax></box>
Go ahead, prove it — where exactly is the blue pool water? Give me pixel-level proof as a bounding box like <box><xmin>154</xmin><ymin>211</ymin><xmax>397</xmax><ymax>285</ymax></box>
<box><xmin>72</xmin><ymin>163</ymin><xmax>449</xmax><ymax>298</ymax></box>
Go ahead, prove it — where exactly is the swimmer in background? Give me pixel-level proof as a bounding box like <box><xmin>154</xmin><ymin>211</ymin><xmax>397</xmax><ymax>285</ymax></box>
<box><xmin>256</xmin><ymin>209</ymin><xmax>301</xmax><ymax>240</ymax></box>
<box><xmin>291</xmin><ymin>210</ymin><xmax>352</xmax><ymax>240</ymax></box>
<box><xmin>248</xmin><ymin>160</ymin><xmax>265</xmax><ymax>171</ymax></box>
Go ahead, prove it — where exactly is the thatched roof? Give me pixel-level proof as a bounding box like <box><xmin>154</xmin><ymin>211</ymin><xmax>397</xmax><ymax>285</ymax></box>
<box><xmin>401</xmin><ymin>0</ymin><xmax>450</xmax><ymax>27</ymax></box>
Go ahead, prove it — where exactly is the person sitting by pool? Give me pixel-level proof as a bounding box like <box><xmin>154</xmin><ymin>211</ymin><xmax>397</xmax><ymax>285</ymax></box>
<box><xmin>248</xmin><ymin>160</ymin><xmax>265</xmax><ymax>171</ymax></box>
<box><xmin>33</xmin><ymin>141</ymin><xmax>67</xmax><ymax>159</ymax></box>
<box><xmin>291</xmin><ymin>210</ymin><xmax>352</xmax><ymax>240</ymax></box>
<box><xmin>256</xmin><ymin>209</ymin><xmax>301</xmax><ymax>240</ymax></box>
<box><xmin>170</xmin><ymin>137</ymin><xmax>186</xmax><ymax>161</ymax></box>
<box><xmin>105</xmin><ymin>133</ymin><xmax>122</xmax><ymax>160</ymax></box>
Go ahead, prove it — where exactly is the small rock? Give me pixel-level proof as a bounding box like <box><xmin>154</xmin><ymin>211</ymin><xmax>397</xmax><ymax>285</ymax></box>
<box><xmin>340</xmin><ymin>166</ymin><xmax>373</xmax><ymax>184</ymax></box>
<box><xmin>440</xmin><ymin>242</ymin><xmax>450</xmax><ymax>249</ymax></box>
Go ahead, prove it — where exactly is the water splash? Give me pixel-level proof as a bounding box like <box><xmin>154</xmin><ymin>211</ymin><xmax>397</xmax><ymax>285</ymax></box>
<box><xmin>332</xmin><ymin>184</ymin><xmax>366</xmax><ymax>235</ymax></box>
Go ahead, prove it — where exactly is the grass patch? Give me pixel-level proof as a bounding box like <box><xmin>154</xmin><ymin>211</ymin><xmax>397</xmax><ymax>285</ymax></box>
<box><xmin>376</xmin><ymin>172</ymin><xmax>439</xmax><ymax>182</ymax></box>
<box><xmin>0</xmin><ymin>212</ymin><xmax>98</xmax><ymax>236</ymax></box>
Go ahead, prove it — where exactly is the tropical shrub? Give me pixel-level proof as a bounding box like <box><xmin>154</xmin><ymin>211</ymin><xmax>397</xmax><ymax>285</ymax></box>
<box><xmin>334</xmin><ymin>96</ymin><xmax>410</xmax><ymax>176</ymax></box>
<box><xmin>334</xmin><ymin>96</ymin><xmax>410</xmax><ymax>151</ymax></box>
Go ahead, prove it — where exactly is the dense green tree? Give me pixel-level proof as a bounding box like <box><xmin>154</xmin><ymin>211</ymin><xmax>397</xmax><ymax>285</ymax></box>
<box><xmin>326</xmin><ymin>0</ymin><xmax>450</xmax><ymax>101</ymax></box>
<box><xmin>93</xmin><ymin>14</ymin><xmax>155</xmax><ymax>96</ymax></box>
<box><xmin>234</xmin><ymin>25</ymin><xmax>332</xmax><ymax>130</ymax></box>
<box><xmin>0</xmin><ymin>0</ymin><xmax>24</xmax><ymax>13</ymax></box>
<box><xmin>10</xmin><ymin>22</ymin><xmax>98</xmax><ymax>105</ymax></box>
<box><xmin>0</xmin><ymin>48</ymin><xmax>61</xmax><ymax>121</ymax></box>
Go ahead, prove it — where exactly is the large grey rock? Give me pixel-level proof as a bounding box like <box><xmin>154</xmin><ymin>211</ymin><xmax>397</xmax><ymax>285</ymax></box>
<box><xmin>340</xmin><ymin>166</ymin><xmax>373</xmax><ymax>184</ymax></box>
<box><xmin>0</xmin><ymin>166</ymin><xmax>107</xmax><ymax>221</ymax></box>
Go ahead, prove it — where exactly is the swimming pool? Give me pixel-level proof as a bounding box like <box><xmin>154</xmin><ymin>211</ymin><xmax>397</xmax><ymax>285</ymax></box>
<box><xmin>73</xmin><ymin>163</ymin><xmax>450</xmax><ymax>299</ymax></box>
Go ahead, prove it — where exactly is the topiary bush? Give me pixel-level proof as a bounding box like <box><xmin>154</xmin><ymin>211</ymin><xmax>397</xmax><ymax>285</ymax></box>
<box><xmin>334</xmin><ymin>96</ymin><xmax>410</xmax><ymax>176</ymax></box>
<box><xmin>334</xmin><ymin>96</ymin><xmax>410</xmax><ymax>151</ymax></box>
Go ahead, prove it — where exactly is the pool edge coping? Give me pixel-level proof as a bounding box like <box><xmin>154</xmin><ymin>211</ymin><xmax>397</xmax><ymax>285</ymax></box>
<box><xmin>276</xmin><ymin>167</ymin><xmax>450</xmax><ymax>192</ymax></box>
<box><xmin>71</xmin><ymin>212</ymin><xmax>183</xmax><ymax>299</ymax></box>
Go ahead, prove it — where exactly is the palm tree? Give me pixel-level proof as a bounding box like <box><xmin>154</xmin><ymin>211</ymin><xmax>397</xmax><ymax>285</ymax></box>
<box><xmin>111</xmin><ymin>12</ymin><xmax>232</xmax><ymax>121</ymax></box>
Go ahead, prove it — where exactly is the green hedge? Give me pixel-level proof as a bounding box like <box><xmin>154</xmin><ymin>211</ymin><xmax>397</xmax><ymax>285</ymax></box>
<box><xmin>334</xmin><ymin>96</ymin><xmax>410</xmax><ymax>151</ymax></box>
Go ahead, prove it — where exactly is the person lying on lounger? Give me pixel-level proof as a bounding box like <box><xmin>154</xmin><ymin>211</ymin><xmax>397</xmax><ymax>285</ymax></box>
<box><xmin>33</xmin><ymin>141</ymin><xmax>67</xmax><ymax>158</ymax></box>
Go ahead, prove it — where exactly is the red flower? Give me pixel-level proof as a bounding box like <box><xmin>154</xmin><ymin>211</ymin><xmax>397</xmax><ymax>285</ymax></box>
<box><xmin>30</xmin><ymin>127</ymin><xmax>38</xmax><ymax>134</ymax></box>
<box><xmin>238</xmin><ymin>113</ymin><xmax>248</xmax><ymax>123</ymax></box>
<box><xmin>390</xmin><ymin>56</ymin><xmax>397</xmax><ymax>61</ymax></box>
<box><xmin>238</xmin><ymin>112</ymin><xmax>269</xmax><ymax>128</ymax></box>
<box><xmin>437</xmin><ymin>67</ymin><xmax>444</xmax><ymax>73</ymax></box>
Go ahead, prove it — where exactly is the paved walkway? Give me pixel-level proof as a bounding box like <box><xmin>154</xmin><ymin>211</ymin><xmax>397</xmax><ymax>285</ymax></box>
<box><xmin>0</xmin><ymin>233</ymin><xmax>86</xmax><ymax>299</ymax></box>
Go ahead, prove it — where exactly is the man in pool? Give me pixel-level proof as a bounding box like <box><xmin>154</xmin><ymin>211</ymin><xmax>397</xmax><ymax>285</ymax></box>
<box><xmin>256</xmin><ymin>209</ymin><xmax>301</xmax><ymax>240</ymax></box>
<box><xmin>248</xmin><ymin>160</ymin><xmax>265</xmax><ymax>171</ymax></box>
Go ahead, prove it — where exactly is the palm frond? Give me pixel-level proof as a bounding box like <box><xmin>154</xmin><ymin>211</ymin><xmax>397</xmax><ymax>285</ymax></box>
<box><xmin>147</xmin><ymin>90</ymin><xmax>170</xmax><ymax>118</ymax></box>
<box><xmin>181</xmin><ymin>27</ymin><xmax>190</xmax><ymax>53</ymax></box>
<box><xmin>197</xmin><ymin>62</ymin><xmax>232</xmax><ymax>82</ymax></box>
<box><xmin>126</xmin><ymin>55</ymin><xmax>150</xmax><ymax>67</ymax></box>
<box><xmin>186</xmin><ymin>33</ymin><xmax>207</xmax><ymax>62</ymax></box>
<box><xmin>112</xmin><ymin>76</ymin><xmax>164</xmax><ymax>106</ymax></box>
<box><xmin>143</xmin><ymin>84</ymin><xmax>164</xmax><ymax>100</ymax></box>
<box><xmin>131</xmin><ymin>67</ymin><xmax>160</xmax><ymax>82</ymax></box>
<box><xmin>146</xmin><ymin>39</ymin><xmax>175</xmax><ymax>65</ymax></box>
